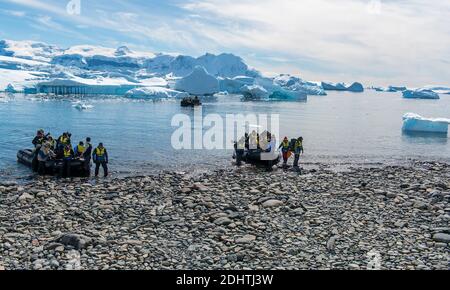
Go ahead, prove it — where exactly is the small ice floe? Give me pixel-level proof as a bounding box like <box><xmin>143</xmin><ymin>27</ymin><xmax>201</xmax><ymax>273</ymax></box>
<box><xmin>72</xmin><ymin>101</ymin><xmax>93</xmax><ymax>111</ymax></box>
<box><xmin>402</xmin><ymin>113</ymin><xmax>450</xmax><ymax>134</ymax></box>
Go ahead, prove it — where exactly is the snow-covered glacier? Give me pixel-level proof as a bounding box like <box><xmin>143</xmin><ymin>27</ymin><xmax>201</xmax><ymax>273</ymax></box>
<box><xmin>0</xmin><ymin>39</ymin><xmax>257</xmax><ymax>96</ymax></box>
<box><xmin>402</xmin><ymin>113</ymin><xmax>449</xmax><ymax>134</ymax></box>
<box><xmin>0</xmin><ymin>39</ymin><xmax>395</xmax><ymax>102</ymax></box>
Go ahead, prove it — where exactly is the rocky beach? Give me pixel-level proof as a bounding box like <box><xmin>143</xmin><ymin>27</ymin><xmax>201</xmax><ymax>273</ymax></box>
<box><xmin>0</xmin><ymin>161</ymin><xmax>449</xmax><ymax>270</ymax></box>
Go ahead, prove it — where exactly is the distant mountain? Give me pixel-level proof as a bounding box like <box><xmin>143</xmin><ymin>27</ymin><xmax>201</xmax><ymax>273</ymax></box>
<box><xmin>0</xmin><ymin>39</ymin><xmax>258</xmax><ymax>78</ymax></box>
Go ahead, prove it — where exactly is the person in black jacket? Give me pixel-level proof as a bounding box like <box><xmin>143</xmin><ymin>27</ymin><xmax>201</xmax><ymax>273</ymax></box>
<box><xmin>32</xmin><ymin>129</ymin><xmax>45</xmax><ymax>147</ymax></box>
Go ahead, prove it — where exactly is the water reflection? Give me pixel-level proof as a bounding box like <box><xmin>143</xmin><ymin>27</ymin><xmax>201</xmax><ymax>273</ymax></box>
<box><xmin>402</xmin><ymin>131</ymin><xmax>448</xmax><ymax>145</ymax></box>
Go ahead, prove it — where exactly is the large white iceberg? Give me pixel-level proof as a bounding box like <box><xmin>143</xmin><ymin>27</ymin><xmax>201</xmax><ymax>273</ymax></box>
<box><xmin>403</xmin><ymin>89</ymin><xmax>439</xmax><ymax>99</ymax></box>
<box><xmin>174</xmin><ymin>66</ymin><xmax>219</xmax><ymax>95</ymax></box>
<box><xmin>402</xmin><ymin>113</ymin><xmax>449</xmax><ymax>134</ymax></box>
<box><xmin>125</xmin><ymin>87</ymin><xmax>188</xmax><ymax>99</ymax></box>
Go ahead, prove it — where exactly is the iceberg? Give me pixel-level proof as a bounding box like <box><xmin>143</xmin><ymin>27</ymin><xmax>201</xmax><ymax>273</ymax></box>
<box><xmin>219</xmin><ymin>77</ymin><xmax>251</xmax><ymax>94</ymax></box>
<box><xmin>403</xmin><ymin>89</ymin><xmax>439</xmax><ymax>99</ymax></box>
<box><xmin>321</xmin><ymin>81</ymin><xmax>347</xmax><ymax>91</ymax></box>
<box><xmin>125</xmin><ymin>87</ymin><xmax>188</xmax><ymax>99</ymax></box>
<box><xmin>274</xmin><ymin>74</ymin><xmax>326</xmax><ymax>95</ymax></box>
<box><xmin>388</xmin><ymin>86</ymin><xmax>407</xmax><ymax>92</ymax></box>
<box><xmin>321</xmin><ymin>81</ymin><xmax>364</xmax><ymax>92</ymax></box>
<box><xmin>346</xmin><ymin>82</ymin><xmax>364</xmax><ymax>92</ymax></box>
<box><xmin>72</xmin><ymin>101</ymin><xmax>93</xmax><ymax>111</ymax></box>
<box><xmin>174</xmin><ymin>66</ymin><xmax>219</xmax><ymax>96</ymax></box>
<box><xmin>402</xmin><ymin>113</ymin><xmax>449</xmax><ymax>134</ymax></box>
<box><xmin>5</xmin><ymin>83</ymin><xmax>16</xmax><ymax>93</ymax></box>
<box><xmin>240</xmin><ymin>85</ymin><xmax>268</xmax><ymax>100</ymax></box>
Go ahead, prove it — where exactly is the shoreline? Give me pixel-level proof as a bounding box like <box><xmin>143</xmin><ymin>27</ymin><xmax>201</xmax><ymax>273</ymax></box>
<box><xmin>0</xmin><ymin>160</ymin><xmax>449</xmax><ymax>270</ymax></box>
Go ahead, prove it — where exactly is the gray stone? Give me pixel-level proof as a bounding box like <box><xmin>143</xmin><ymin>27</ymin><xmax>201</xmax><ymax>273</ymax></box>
<box><xmin>262</xmin><ymin>199</ymin><xmax>283</xmax><ymax>208</ymax></box>
<box><xmin>432</xmin><ymin>233</ymin><xmax>450</xmax><ymax>243</ymax></box>
<box><xmin>235</xmin><ymin>234</ymin><xmax>256</xmax><ymax>244</ymax></box>
<box><xmin>56</xmin><ymin>233</ymin><xmax>92</xmax><ymax>250</ymax></box>
<box><xmin>214</xmin><ymin>217</ymin><xmax>232</xmax><ymax>226</ymax></box>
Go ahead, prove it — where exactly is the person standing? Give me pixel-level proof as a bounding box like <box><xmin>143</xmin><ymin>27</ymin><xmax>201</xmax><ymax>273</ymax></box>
<box><xmin>60</xmin><ymin>144</ymin><xmax>74</xmax><ymax>177</ymax></box>
<box><xmin>293</xmin><ymin>137</ymin><xmax>304</xmax><ymax>169</ymax></box>
<box><xmin>93</xmin><ymin>143</ymin><xmax>108</xmax><ymax>177</ymax></box>
<box><xmin>278</xmin><ymin>137</ymin><xmax>291</xmax><ymax>167</ymax></box>
<box><xmin>83</xmin><ymin>137</ymin><xmax>93</xmax><ymax>176</ymax></box>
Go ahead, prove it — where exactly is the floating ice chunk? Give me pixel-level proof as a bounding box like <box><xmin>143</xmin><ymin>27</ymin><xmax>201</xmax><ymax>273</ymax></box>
<box><xmin>125</xmin><ymin>86</ymin><xmax>188</xmax><ymax>99</ymax></box>
<box><xmin>402</xmin><ymin>113</ymin><xmax>449</xmax><ymax>134</ymax></box>
<box><xmin>388</xmin><ymin>86</ymin><xmax>407</xmax><ymax>92</ymax></box>
<box><xmin>273</xmin><ymin>74</ymin><xmax>326</xmax><ymax>95</ymax></box>
<box><xmin>421</xmin><ymin>85</ymin><xmax>450</xmax><ymax>95</ymax></box>
<box><xmin>321</xmin><ymin>81</ymin><xmax>364</xmax><ymax>92</ymax></box>
<box><xmin>321</xmin><ymin>81</ymin><xmax>347</xmax><ymax>91</ymax></box>
<box><xmin>240</xmin><ymin>85</ymin><xmax>268</xmax><ymax>100</ymax></box>
<box><xmin>346</xmin><ymin>82</ymin><xmax>364</xmax><ymax>92</ymax></box>
<box><xmin>403</xmin><ymin>89</ymin><xmax>439</xmax><ymax>99</ymax></box>
<box><xmin>372</xmin><ymin>87</ymin><xmax>385</xmax><ymax>92</ymax></box>
<box><xmin>174</xmin><ymin>66</ymin><xmax>219</xmax><ymax>95</ymax></box>
<box><xmin>72</xmin><ymin>101</ymin><xmax>93</xmax><ymax>111</ymax></box>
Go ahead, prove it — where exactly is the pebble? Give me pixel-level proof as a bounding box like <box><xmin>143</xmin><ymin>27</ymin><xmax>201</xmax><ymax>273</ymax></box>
<box><xmin>262</xmin><ymin>199</ymin><xmax>284</xmax><ymax>208</ymax></box>
<box><xmin>235</xmin><ymin>235</ymin><xmax>256</xmax><ymax>244</ymax></box>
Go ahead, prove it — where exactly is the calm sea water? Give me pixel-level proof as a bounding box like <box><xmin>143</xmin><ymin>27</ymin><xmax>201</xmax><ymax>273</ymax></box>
<box><xmin>0</xmin><ymin>91</ymin><xmax>449</xmax><ymax>180</ymax></box>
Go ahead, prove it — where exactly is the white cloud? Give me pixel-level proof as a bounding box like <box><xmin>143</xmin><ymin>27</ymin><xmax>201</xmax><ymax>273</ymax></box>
<box><xmin>4</xmin><ymin>0</ymin><xmax>449</xmax><ymax>86</ymax></box>
<box><xmin>179</xmin><ymin>0</ymin><xmax>450</xmax><ymax>86</ymax></box>
<box><xmin>2</xmin><ymin>9</ymin><xmax>26</xmax><ymax>17</ymax></box>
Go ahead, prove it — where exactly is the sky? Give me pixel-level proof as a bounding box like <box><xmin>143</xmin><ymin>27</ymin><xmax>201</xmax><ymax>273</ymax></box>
<box><xmin>0</xmin><ymin>0</ymin><xmax>449</xmax><ymax>87</ymax></box>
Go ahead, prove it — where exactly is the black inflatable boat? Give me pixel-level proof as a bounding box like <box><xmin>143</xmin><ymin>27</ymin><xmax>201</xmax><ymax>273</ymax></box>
<box><xmin>181</xmin><ymin>97</ymin><xmax>202</xmax><ymax>107</ymax></box>
<box><xmin>234</xmin><ymin>149</ymin><xmax>280</xmax><ymax>167</ymax></box>
<box><xmin>17</xmin><ymin>149</ymin><xmax>90</xmax><ymax>177</ymax></box>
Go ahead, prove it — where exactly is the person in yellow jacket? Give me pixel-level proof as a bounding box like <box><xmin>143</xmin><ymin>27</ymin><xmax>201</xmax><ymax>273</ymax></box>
<box><xmin>92</xmin><ymin>143</ymin><xmax>108</xmax><ymax>177</ymax></box>
<box><xmin>293</xmin><ymin>137</ymin><xmax>304</xmax><ymax>169</ymax></box>
<box><xmin>278</xmin><ymin>137</ymin><xmax>291</xmax><ymax>167</ymax></box>
<box><xmin>60</xmin><ymin>144</ymin><xmax>74</xmax><ymax>177</ymax></box>
<box><xmin>74</xmin><ymin>141</ymin><xmax>85</xmax><ymax>158</ymax></box>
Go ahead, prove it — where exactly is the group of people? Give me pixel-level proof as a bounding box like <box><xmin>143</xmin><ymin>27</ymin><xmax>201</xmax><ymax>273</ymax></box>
<box><xmin>32</xmin><ymin>129</ymin><xmax>109</xmax><ymax>177</ymax></box>
<box><xmin>234</xmin><ymin>130</ymin><xmax>304</xmax><ymax>169</ymax></box>
<box><xmin>279</xmin><ymin>136</ymin><xmax>304</xmax><ymax>168</ymax></box>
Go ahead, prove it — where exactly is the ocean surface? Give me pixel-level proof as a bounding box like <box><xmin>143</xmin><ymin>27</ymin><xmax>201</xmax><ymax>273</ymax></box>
<box><xmin>0</xmin><ymin>91</ymin><xmax>449</xmax><ymax>181</ymax></box>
